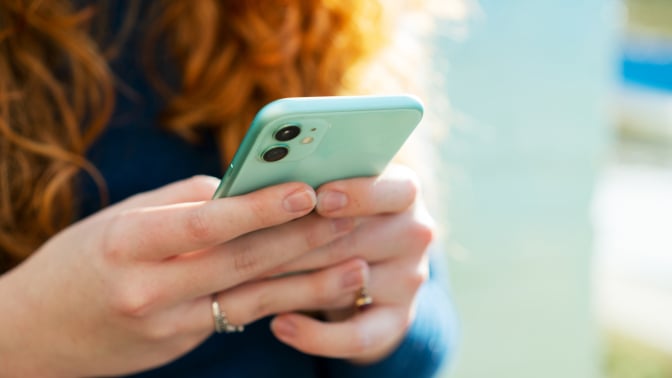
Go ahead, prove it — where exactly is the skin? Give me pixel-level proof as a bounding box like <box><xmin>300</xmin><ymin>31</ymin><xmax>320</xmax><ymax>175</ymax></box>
<box><xmin>0</xmin><ymin>164</ymin><xmax>434</xmax><ymax>377</ymax></box>
<box><xmin>271</xmin><ymin>164</ymin><xmax>435</xmax><ymax>363</ymax></box>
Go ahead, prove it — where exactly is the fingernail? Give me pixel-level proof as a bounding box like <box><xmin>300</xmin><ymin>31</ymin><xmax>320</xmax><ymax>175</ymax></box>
<box><xmin>273</xmin><ymin>317</ymin><xmax>296</xmax><ymax>339</ymax></box>
<box><xmin>317</xmin><ymin>191</ymin><xmax>348</xmax><ymax>213</ymax></box>
<box><xmin>283</xmin><ymin>190</ymin><xmax>317</xmax><ymax>213</ymax></box>
<box><xmin>342</xmin><ymin>265</ymin><xmax>365</xmax><ymax>289</ymax></box>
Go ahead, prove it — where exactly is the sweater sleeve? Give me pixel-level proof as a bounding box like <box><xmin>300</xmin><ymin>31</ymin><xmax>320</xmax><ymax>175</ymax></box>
<box><xmin>323</xmin><ymin>247</ymin><xmax>459</xmax><ymax>378</ymax></box>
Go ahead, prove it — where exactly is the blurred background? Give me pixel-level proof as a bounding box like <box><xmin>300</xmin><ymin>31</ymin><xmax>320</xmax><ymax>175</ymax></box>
<box><xmin>429</xmin><ymin>0</ymin><xmax>672</xmax><ymax>377</ymax></box>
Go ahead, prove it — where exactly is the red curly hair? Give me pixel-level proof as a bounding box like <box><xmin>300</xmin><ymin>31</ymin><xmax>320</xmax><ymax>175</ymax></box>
<box><xmin>0</xmin><ymin>0</ymin><xmax>396</xmax><ymax>271</ymax></box>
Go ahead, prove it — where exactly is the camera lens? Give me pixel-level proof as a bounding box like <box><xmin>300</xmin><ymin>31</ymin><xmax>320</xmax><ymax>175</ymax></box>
<box><xmin>262</xmin><ymin>146</ymin><xmax>289</xmax><ymax>162</ymax></box>
<box><xmin>274</xmin><ymin>125</ymin><xmax>301</xmax><ymax>141</ymax></box>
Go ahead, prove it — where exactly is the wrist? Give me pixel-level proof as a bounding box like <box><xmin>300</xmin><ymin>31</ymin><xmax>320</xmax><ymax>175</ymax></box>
<box><xmin>0</xmin><ymin>268</ymin><xmax>70</xmax><ymax>378</ymax></box>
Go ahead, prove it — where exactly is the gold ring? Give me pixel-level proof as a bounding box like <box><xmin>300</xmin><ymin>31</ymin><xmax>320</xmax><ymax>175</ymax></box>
<box><xmin>355</xmin><ymin>287</ymin><xmax>373</xmax><ymax>310</ymax></box>
<box><xmin>211</xmin><ymin>295</ymin><xmax>244</xmax><ymax>334</ymax></box>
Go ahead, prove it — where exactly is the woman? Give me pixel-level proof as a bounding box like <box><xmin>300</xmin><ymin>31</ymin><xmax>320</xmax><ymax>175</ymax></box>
<box><xmin>0</xmin><ymin>1</ymin><xmax>457</xmax><ymax>377</ymax></box>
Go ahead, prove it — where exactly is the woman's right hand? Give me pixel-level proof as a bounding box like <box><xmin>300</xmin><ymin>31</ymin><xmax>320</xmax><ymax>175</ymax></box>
<box><xmin>0</xmin><ymin>176</ymin><xmax>366</xmax><ymax>377</ymax></box>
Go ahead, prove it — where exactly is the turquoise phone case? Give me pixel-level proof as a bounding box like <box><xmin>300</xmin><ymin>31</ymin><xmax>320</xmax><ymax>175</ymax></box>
<box><xmin>212</xmin><ymin>94</ymin><xmax>424</xmax><ymax>198</ymax></box>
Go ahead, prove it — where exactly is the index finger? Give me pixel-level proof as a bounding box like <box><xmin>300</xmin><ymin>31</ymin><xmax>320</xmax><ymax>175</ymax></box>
<box><xmin>315</xmin><ymin>164</ymin><xmax>419</xmax><ymax>217</ymax></box>
<box><xmin>103</xmin><ymin>182</ymin><xmax>317</xmax><ymax>261</ymax></box>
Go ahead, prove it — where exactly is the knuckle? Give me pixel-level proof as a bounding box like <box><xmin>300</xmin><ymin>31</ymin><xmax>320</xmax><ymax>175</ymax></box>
<box><xmin>404</xmin><ymin>173</ymin><xmax>420</xmax><ymax>203</ymax></box>
<box><xmin>100</xmin><ymin>212</ymin><xmax>131</xmax><ymax>263</ymax></box>
<box><xmin>329</xmin><ymin>232</ymin><xmax>358</xmax><ymax>261</ymax></box>
<box><xmin>390</xmin><ymin>165</ymin><xmax>421</xmax><ymax>208</ymax></box>
<box><xmin>299</xmin><ymin>217</ymin><xmax>334</xmax><ymax>251</ymax></box>
<box><xmin>184</xmin><ymin>206</ymin><xmax>214</xmax><ymax>244</ymax></box>
<box><xmin>302</xmin><ymin>228</ymin><xmax>323</xmax><ymax>251</ymax></box>
<box><xmin>406</xmin><ymin>269</ymin><xmax>428</xmax><ymax>292</ymax></box>
<box><xmin>407</xmin><ymin>219</ymin><xmax>436</xmax><ymax>252</ymax></box>
<box><xmin>108</xmin><ymin>279</ymin><xmax>159</xmax><ymax>318</ymax></box>
<box><xmin>232</xmin><ymin>246</ymin><xmax>262</xmax><ymax>275</ymax></box>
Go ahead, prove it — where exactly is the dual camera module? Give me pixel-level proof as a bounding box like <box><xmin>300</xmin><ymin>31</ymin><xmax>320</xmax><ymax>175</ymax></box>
<box><xmin>262</xmin><ymin>125</ymin><xmax>301</xmax><ymax>162</ymax></box>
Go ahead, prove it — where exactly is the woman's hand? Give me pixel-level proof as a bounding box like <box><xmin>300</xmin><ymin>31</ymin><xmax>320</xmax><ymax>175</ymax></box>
<box><xmin>0</xmin><ymin>176</ymin><xmax>367</xmax><ymax>377</ymax></box>
<box><xmin>269</xmin><ymin>164</ymin><xmax>436</xmax><ymax>363</ymax></box>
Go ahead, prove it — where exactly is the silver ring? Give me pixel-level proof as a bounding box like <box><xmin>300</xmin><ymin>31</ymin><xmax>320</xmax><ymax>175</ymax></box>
<box><xmin>211</xmin><ymin>295</ymin><xmax>244</xmax><ymax>334</ymax></box>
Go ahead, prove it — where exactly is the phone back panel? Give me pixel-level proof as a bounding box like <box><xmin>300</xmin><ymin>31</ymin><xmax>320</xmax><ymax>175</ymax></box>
<box><xmin>213</xmin><ymin>95</ymin><xmax>423</xmax><ymax>198</ymax></box>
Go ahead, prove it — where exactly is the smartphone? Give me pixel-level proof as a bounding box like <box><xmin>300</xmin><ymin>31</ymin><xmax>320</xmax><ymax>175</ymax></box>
<box><xmin>212</xmin><ymin>94</ymin><xmax>424</xmax><ymax>198</ymax></box>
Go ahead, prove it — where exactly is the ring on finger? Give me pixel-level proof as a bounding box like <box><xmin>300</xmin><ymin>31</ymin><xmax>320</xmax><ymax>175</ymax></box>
<box><xmin>211</xmin><ymin>294</ymin><xmax>245</xmax><ymax>334</ymax></box>
<box><xmin>355</xmin><ymin>287</ymin><xmax>373</xmax><ymax>310</ymax></box>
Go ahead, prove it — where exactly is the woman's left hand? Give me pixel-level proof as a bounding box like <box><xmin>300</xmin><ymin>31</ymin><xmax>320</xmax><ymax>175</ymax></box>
<box><xmin>269</xmin><ymin>164</ymin><xmax>436</xmax><ymax>363</ymax></box>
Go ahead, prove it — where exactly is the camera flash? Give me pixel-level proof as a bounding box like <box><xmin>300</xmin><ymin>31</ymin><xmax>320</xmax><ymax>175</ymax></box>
<box><xmin>301</xmin><ymin>137</ymin><xmax>314</xmax><ymax>144</ymax></box>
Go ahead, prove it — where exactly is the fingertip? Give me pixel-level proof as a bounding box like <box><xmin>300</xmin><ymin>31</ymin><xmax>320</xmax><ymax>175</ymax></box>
<box><xmin>272</xmin><ymin>313</ymin><xmax>315</xmax><ymax>344</ymax></box>
<box><xmin>271</xmin><ymin>314</ymin><xmax>298</xmax><ymax>341</ymax></box>
<box><xmin>316</xmin><ymin>190</ymin><xmax>348</xmax><ymax>215</ymax></box>
<box><xmin>315</xmin><ymin>171</ymin><xmax>419</xmax><ymax>216</ymax></box>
